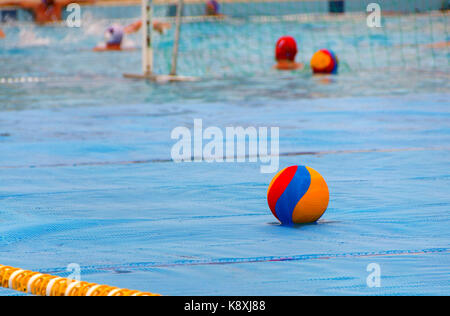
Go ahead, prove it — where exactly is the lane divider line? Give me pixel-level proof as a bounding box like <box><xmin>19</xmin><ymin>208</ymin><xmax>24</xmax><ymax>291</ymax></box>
<box><xmin>0</xmin><ymin>146</ymin><xmax>448</xmax><ymax>170</ymax></box>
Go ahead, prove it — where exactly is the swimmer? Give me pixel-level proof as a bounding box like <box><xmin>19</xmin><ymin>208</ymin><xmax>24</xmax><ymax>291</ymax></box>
<box><xmin>1</xmin><ymin>0</ymin><xmax>95</xmax><ymax>25</ymax></box>
<box><xmin>123</xmin><ymin>20</ymin><xmax>171</xmax><ymax>36</ymax></box>
<box><xmin>273</xmin><ymin>36</ymin><xmax>303</xmax><ymax>71</ymax></box>
<box><xmin>205</xmin><ymin>0</ymin><xmax>224</xmax><ymax>17</ymax></box>
<box><xmin>0</xmin><ymin>29</ymin><xmax>5</xmax><ymax>39</ymax></box>
<box><xmin>426</xmin><ymin>41</ymin><xmax>450</xmax><ymax>49</ymax></box>
<box><xmin>93</xmin><ymin>20</ymin><xmax>171</xmax><ymax>52</ymax></box>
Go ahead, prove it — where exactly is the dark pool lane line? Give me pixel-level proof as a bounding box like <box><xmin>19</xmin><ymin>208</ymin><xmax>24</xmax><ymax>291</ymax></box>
<box><xmin>38</xmin><ymin>247</ymin><xmax>449</xmax><ymax>276</ymax></box>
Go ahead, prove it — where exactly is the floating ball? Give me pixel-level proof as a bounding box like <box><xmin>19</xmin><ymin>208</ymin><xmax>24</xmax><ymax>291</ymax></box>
<box><xmin>267</xmin><ymin>165</ymin><xmax>329</xmax><ymax>224</ymax></box>
<box><xmin>310</xmin><ymin>49</ymin><xmax>338</xmax><ymax>74</ymax></box>
<box><xmin>275</xmin><ymin>36</ymin><xmax>298</xmax><ymax>62</ymax></box>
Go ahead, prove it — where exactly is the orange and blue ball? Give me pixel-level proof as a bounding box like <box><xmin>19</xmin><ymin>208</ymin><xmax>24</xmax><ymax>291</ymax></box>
<box><xmin>310</xmin><ymin>49</ymin><xmax>338</xmax><ymax>74</ymax></box>
<box><xmin>206</xmin><ymin>0</ymin><xmax>220</xmax><ymax>15</ymax></box>
<box><xmin>267</xmin><ymin>165</ymin><xmax>329</xmax><ymax>224</ymax></box>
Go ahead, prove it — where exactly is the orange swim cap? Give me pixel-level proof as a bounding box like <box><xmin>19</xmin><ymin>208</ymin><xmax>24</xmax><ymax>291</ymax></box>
<box><xmin>275</xmin><ymin>36</ymin><xmax>298</xmax><ymax>62</ymax></box>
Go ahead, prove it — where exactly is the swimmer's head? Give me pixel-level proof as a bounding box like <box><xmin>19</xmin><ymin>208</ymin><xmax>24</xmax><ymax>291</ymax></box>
<box><xmin>275</xmin><ymin>36</ymin><xmax>298</xmax><ymax>62</ymax></box>
<box><xmin>206</xmin><ymin>0</ymin><xmax>220</xmax><ymax>15</ymax></box>
<box><xmin>104</xmin><ymin>24</ymin><xmax>124</xmax><ymax>47</ymax></box>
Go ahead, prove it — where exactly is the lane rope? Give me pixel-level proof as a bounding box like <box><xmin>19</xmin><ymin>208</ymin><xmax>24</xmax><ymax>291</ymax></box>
<box><xmin>0</xmin><ymin>76</ymin><xmax>107</xmax><ymax>85</ymax></box>
<box><xmin>0</xmin><ymin>76</ymin><xmax>79</xmax><ymax>85</ymax></box>
<box><xmin>0</xmin><ymin>77</ymin><xmax>48</xmax><ymax>84</ymax></box>
<box><xmin>0</xmin><ymin>264</ymin><xmax>160</xmax><ymax>296</ymax></box>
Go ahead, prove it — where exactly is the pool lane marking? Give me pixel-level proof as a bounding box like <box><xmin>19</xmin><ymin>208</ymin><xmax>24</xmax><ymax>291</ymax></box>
<box><xmin>38</xmin><ymin>248</ymin><xmax>449</xmax><ymax>275</ymax></box>
<box><xmin>0</xmin><ymin>146</ymin><xmax>448</xmax><ymax>170</ymax></box>
<box><xmin>0</xmin><ymin>76</ymin><xmax>84</xmax><ymax>84</ymax></box>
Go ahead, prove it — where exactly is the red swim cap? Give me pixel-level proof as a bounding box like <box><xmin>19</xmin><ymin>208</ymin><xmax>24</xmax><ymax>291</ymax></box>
<box><xmin>275</xmin><ymin>36</ymin><xmax>298</xmax><ymax>62</ymax></box>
